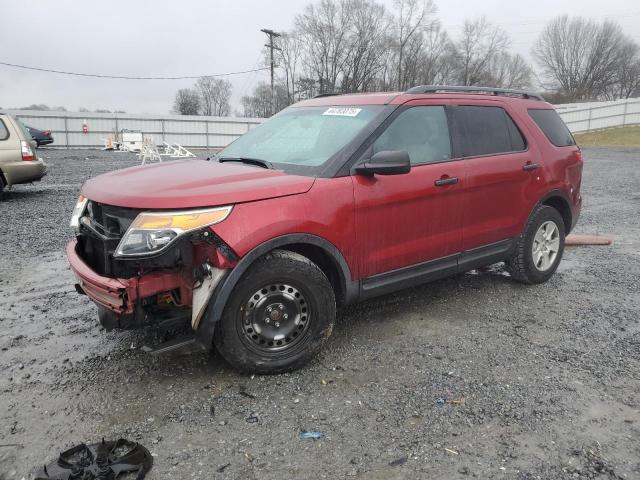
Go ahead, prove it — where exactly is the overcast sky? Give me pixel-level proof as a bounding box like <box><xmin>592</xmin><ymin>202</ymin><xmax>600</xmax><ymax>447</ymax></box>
<box><xmin>0</xmin><ymin>0</ymin><xmax>638</xmax><ymax>114</ymax></box>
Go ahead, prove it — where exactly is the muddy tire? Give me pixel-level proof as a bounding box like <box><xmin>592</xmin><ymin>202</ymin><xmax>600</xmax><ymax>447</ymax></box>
<box><xmin>507</xmin><ymin>205</ymin><xmax>565</xmax><ymax>284</ymax></box>
<box><xmin>214</xmin><ymin>250</ymin><xmax>336</xmax><ymax>374</ymax></box>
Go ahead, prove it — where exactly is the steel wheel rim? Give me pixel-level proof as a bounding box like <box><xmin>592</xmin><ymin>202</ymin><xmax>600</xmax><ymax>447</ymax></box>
<box><xmin>240</xmin><ymin>283</ymin><xmax>310</xmax><ymax>353</ymax></box>
<box><xmin>532</xmin><ymin>220</ymin><xmax>560</xmax><ymax>271</ymax></box>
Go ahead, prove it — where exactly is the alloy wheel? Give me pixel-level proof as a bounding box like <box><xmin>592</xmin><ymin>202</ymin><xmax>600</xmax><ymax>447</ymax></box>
<box><xmin>532</xmin><ymin>220</ymin><xmax>560</xmax><ymax>271</ymax></box>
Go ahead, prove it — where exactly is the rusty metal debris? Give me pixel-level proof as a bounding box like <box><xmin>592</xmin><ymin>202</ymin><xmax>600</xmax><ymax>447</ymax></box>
<box><xmin>35</xmin><ymin>438</ymin><xmax>152</xmax><ymax>480</ymax></box>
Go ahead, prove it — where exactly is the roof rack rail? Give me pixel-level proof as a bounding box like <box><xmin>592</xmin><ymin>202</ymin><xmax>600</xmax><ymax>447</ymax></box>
<box><xmin>405</xmin><ymin>85</ymin><xmax>544</xmax><ymax>101</ymax></box>
<box><xmin>313</xmin><ymin>92</ymin><xmax>342</xmax><ymax>98</ymax></box>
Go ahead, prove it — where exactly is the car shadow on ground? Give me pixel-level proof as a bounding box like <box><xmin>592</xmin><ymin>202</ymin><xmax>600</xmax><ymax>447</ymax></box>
<box><xmin>0</xmin><ymin>188</ymin><xmax>47</xmax><ymax>201</ymax></box>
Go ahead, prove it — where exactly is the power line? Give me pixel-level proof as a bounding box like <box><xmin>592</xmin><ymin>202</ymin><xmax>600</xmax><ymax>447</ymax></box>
<box><xmin>0</xmin><ymin>61</ymin><xmax>269</xmax><ymax>80</ymax></box>
<box><xmin>238</xmin><ymin>53</ymin><xmax>267</xmax><ymax>100</ymax></box>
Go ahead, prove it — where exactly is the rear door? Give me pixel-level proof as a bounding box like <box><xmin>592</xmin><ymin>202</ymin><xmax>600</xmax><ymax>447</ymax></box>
<box><xmin>353</xmin><ymin>101</ymin><xmax>465</xmax><ymax>280</ymax></box>
<box><xmin>450</xmin><ymin>102</ymin><xmax>538</xmax><ymax>251</ymax></box>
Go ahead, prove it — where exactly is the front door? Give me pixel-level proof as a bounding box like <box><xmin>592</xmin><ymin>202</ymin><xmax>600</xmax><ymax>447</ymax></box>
<box><xmin>353</xmin><ymin>103</ymin><xmax>465</xmax><ymax>280</ymax></box>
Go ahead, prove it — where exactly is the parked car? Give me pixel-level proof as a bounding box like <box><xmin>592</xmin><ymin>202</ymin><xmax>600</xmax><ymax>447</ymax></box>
<box><xmin>25</xmin><ymin>125</ymin><xmax>54</xmax><ymax>147</ymax></box>
<box><xmin>66</xmin><ymin>86</ymin><xmax>582</xmax><ymax>373</ymax></box>
<box><xmin>0</xmin><ymin>114</ymin><xmax>47</xmax><ymax>194</ymax></box>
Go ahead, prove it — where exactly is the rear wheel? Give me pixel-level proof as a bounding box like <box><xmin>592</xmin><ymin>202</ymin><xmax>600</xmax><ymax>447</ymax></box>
<box><xmin>214</xmin><ymin>250</ymin><xmax>336</xmax><ymax>374</ymax></box>
<box><xmin>507</xmin><ymin>205</ymin><xmax>565</xmax><ymax>284</ymax></box>
<box><xmin>0</xmin><ymin>175</ymin><xmax>5</xmax><ymax>199</ymax></box>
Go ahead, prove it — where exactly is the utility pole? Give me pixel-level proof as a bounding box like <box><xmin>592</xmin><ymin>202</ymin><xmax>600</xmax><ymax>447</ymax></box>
<box><xmin>261</xmin><ymin>28</ymin><xmax>281</xmax><ymax>116</ymax></box>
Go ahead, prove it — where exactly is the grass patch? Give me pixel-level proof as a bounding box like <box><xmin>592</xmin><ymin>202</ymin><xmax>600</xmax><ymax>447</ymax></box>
<box><xmin>574</xmin><ymin>125</ymin><xmax>640</xmax><ymax>147</ymax></box>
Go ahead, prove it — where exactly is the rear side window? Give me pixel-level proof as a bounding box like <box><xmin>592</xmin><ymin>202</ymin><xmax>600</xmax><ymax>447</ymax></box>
<box><xmin>0</xmin><ymin>119</ymin><xmax>8</xmax><ymax>140</ymax></box>
<box><xmin>453</xmin><ymin>106</ymin><xmax>526</xmax><ymax>157</ymax></box>
<box><xmin>15</xmin><ymin>119</ymin><xmax>33</xmax><ymax>140</ymax></box>
<box><xmin>373</xmin><ymin>106</ymin><xmax>452</xmax><ymax>165</ymax></box>
<box><xmin>528</xmin><ymin>109</ymin><xmax>575</xmax><ymax>147</ymax></box>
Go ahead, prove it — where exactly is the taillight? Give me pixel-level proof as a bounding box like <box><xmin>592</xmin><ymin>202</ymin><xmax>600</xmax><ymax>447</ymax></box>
<box><xmin>572</xmin><ymin>149</ymin><xmax>582</xmax><ymax>162</ymax></box>
<box><xmin>44</xmin><ymin>130</ymin><xmax>51</xmax><ymax>136</ymax></box>
<box><xmin>21</xmin><ymin>140</ymin><xmax>34</xmax><ymax>161</ymax></box>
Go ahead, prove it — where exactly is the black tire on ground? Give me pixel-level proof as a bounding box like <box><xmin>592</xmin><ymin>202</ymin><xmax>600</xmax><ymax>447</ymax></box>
<box><xmin>0</xmin><ymin>175</ymin><xmax>5</xmax><ymax>199</ymax></box>
<box><xmin>214</xmin><ymin>249</ymin><xmax>336</xmax><ymax>374</ymax></box>
<box><xmin>507</xmin><ymin>205</ymin><xmax>566</xmax><ymax>284</ymax></box>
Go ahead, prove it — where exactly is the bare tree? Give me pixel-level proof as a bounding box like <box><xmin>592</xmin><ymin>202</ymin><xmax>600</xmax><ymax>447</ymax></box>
<box><xmin>486</xmin><ymin>52</ymin><xmax>532</xmax><ymax>89</ymax></box>
<box><xmin>453</xmin><ymin>17</ymin><xmax>510</xmax><ymax>86</ymax></box>
<box><xmin>295</xmin><ymin>0</ymin><xmax>352</xmax><ymax>94</ymax></box>
<box><xmin>603</xmin><ymin>37</ymin><xmax>640</xmax><ymax>99</ymax></box>
<box><xmin>172</xmin><ymin>88</ymin><xmax>200</xmax><ymax>115</ymax></box>
<box><xmin>295</xmin><ymin>76</ymin><xmax>320</xmax><ymax>100</ymax></box>
<box><xmin>241</xmin><ymin>82</ymin><xmax>289</xmax><ymax>118</ymax></box>
<box><xmin>617</xmin><ymin>59</ymin><xmax>640</xmax><ymax>99</ymax></box>
<box><xmin>196</xmin><ymin>77</ymin><xmax>232</xmax><ymax>116</ymax></box>
<box><xmin>276</xmin><ymin>32</ymin><xmax>304</xmax><ymax>103</ymax></box>
<box><xmin>341</xmin><ymin>0</ymin><xmax>391</xmax><ymax>93</ymax></box>
<box><xmin>533</xmin><ymin>16</ymin><xmax>629</xmax><ymax>100</ymax></box>
<box><xmin>21</xmin><ymin>104</ymin><xmax>51</xmax><ymax>111</ymax></box>
<box><xmin>415</xmin><ymin>23</ymin><xmax>457</xmax><ymax>86</ymax></box>
<box><xmin>392</xmin><ymin>0</ymin><xmax>438</xmax><ymax>90</ymax></box>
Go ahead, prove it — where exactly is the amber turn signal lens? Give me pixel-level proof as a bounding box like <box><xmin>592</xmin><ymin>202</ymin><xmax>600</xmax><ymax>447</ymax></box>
<box><xmin>131</xmin><ymin>206</ymin><xmax>233</xmax><ymax>231</ymax></box>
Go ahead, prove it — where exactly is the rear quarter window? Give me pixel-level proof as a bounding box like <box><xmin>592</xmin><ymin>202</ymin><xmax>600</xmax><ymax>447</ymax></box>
<box><xmin>0</xmin><ymin>119</ymin><xmax>9</xmax><ymax>140</ymax></box>
<box><xmin>528</xmin><ymin>109</ymin><xmax>575</xmax><ymax>147</ymax></box>
<box><xmin>15</xmin><ymin>118</ymin><xmax>33</xmax><ymax>140</ymax></box>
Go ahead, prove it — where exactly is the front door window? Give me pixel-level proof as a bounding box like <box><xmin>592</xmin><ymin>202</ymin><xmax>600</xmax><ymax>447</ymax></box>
<box><xmin>372</xmin><ymin>106</ymin><xmax>452</xmax><ymax>165</ymax></box>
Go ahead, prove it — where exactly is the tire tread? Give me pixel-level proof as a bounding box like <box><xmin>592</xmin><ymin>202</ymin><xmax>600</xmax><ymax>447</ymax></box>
<box><xmin>507</xmin><ymin>204</ymin><xmax>565</xmax><ymax>284</ymax></box>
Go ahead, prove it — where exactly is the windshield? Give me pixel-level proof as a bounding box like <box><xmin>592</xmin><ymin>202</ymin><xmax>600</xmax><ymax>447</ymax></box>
<box><xmin>219</xmin><ymin>106</ymin><xmax>384</xmax><ymax>169</ymax></box>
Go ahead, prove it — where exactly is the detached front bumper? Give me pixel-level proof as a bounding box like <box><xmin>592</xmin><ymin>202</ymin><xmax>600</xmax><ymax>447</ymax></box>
<box><xmin>66</xmin><ymin>239</ymin><xmax>186</xmax><ymax>315</ymax></box>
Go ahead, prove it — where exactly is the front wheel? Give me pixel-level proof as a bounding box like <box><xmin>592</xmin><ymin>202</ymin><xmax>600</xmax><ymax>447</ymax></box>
<box><xmin>507</xmin><ymin>205</ymin><xmax>565</xmax><ymax>284</ymax></box>
<box><xmin>214</xmin><ymin>250</ymin><xmax>336</xmax><ymax>374</ymax></box>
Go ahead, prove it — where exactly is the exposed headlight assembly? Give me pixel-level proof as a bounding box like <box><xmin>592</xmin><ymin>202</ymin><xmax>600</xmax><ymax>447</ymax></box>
<box><xmin>114</xmin><ymin>206</ymin><xmax>233</xmax><ymax>258</ymax></box>
<box><xmin>70</xmin><ymin>195</ymin><xmax>88</xmax><ymax>230</ymax></box>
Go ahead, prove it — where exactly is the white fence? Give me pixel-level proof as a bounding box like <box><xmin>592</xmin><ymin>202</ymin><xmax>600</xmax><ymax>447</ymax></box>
<box><xmin>0</xmin><ymin>110</ymin><xmax>263</xmax><ymax>149</ymax></box>
<box><xmin>555</xmin><ymin>97</ymin><xmax>640</xmax><ymax>133</ymax></box>
<box><xmin>2</xmin><ymin>97</ymin><xmax>638</xmax><ymax>149</ymax></box>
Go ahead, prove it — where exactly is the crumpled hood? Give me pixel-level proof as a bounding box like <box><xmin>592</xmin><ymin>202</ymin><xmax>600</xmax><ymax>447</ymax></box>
<box><xmin>81</xmin><ymin>159</ymin><xmax>316</xmax><ymax>209</ymax></box>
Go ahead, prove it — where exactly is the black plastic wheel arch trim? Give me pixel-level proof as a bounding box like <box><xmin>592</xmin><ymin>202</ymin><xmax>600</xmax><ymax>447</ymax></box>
<box><xmin>532</xmin><ymin>189</ymin><xmax>576</xmax><ymax>234</ymax></box>
<box><xmin>195</xmin><ymin>233</ymin><xmax>357</xmax><ymax>348</ymax></box>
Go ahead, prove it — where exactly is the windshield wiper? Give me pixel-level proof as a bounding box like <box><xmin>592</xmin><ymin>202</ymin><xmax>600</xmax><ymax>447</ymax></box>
<box><xmin>218</xmin><ymin>157</ymin><xmax>274</xmax><ymax>169</ymax></box>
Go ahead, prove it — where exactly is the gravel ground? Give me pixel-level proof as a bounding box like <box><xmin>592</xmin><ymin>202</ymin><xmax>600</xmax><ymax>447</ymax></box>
<box><xmin>0</xmin><ymin>148</ymin><xmax>639</xmax><ymax>479</ymax></box>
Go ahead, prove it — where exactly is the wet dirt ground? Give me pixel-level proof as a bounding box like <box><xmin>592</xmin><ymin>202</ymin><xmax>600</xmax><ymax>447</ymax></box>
<box><xmin>1</xmin><ymin>148</ymin><xmax>639</xmax><ymax>479</ymax></box>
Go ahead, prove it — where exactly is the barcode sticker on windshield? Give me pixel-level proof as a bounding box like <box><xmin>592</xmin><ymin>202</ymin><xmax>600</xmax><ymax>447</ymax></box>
<box><xmin>323</xmin><ymin>107</ymin><xmax>362</xmax><ymax>117</ymax></box>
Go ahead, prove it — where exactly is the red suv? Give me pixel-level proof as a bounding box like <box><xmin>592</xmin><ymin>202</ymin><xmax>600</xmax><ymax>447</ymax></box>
<box><xmin>67</xmin><ymin>86</ymin><xmax>582</xmax><ymax>373</ymax></box>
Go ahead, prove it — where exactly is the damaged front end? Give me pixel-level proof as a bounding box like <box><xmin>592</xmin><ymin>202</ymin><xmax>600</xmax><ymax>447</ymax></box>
<box><xmin>67</xmin><ymin>199</ymin><xmax>236</xmax><ymax>343</ymax></box>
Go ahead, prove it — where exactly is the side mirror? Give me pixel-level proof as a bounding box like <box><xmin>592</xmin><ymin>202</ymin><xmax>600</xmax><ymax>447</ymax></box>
<box><xmin>355</xmin><ymin>150</ymin><xmax>411</xmax><ymax>176</ymax></box>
